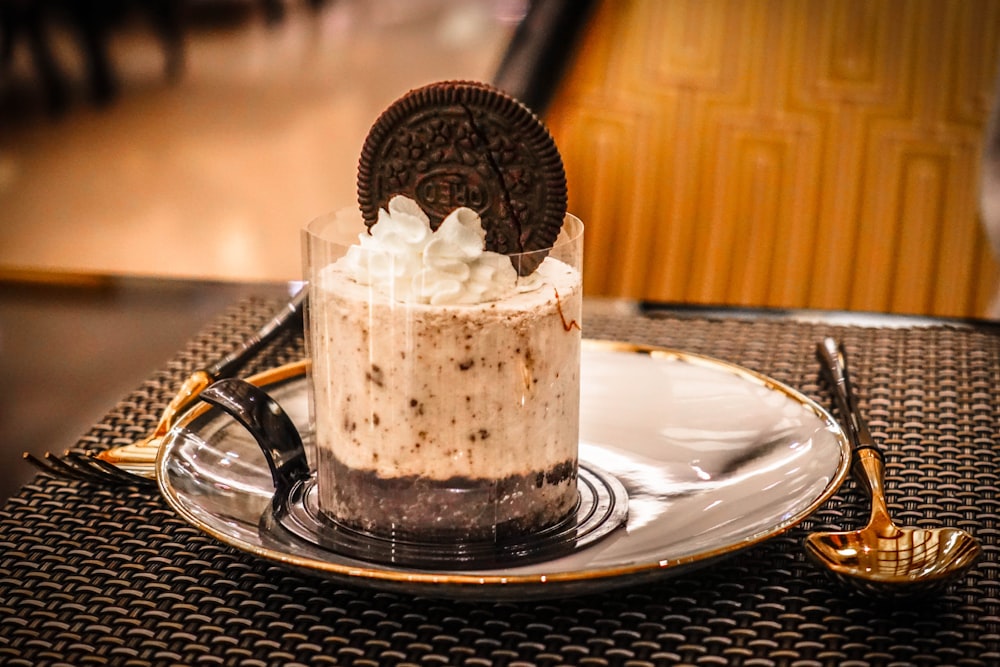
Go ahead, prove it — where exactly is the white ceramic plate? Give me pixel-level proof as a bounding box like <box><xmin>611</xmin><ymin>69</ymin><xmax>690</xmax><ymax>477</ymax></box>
<box><xmin>157</xmin><ymin>340</ymin><xmax>850</xmax><ymax>599</ymax></box>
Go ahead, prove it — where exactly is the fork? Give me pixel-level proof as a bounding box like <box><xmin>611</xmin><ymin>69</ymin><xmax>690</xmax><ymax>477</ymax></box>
<box><xmin>23</xmin><ymin>286</ymin><xmax>308</xmax><ymax>487</ymax></box>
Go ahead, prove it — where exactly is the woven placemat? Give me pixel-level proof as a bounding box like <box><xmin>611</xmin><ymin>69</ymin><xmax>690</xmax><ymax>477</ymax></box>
<box><xmin>1</xmin><ymin>297</ymin><xmax>997</xmax><ymax>666</ymax></box>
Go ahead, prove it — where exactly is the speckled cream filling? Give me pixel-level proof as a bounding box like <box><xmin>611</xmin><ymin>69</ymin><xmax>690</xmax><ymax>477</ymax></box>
<box><xmin>309</xmin><ymin>256</ymin><xmax>581</xmax><ymax>488</ymax></box>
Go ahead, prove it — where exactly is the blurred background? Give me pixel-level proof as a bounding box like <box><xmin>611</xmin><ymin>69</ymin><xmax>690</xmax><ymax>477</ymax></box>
<box><xmin>1</xmin><ymin>0</ymin><xmax>999</xmax><ymax>498</ymax></box>
<box><xmin>0</xmin><ymin>0</ymin><xmax>526</xmax><ymax>498</ymax></box>
<box><xmin>2</xmin><ymin>0</ymin><xmax>999</xmax><ymax>316</ymax></box>
<box><xmin>0</xmin><ymin>0</ymin><xmax>523</xmax><ymax>283</ymax></box>
<box><xmin>543</xmin><ymin>0</ymin><xmax>1000</xmax><ymax>319</ymax></box>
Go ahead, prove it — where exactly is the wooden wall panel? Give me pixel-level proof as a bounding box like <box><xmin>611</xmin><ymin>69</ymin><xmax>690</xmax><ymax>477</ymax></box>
<box><xmin>545</xmin><ymin>0</ymin><xmax>1000</xmax><ymax>317</ymax></box>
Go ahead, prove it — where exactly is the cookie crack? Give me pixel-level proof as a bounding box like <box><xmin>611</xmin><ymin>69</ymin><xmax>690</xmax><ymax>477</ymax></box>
<box><xmin>459</xmin><ymin>102</ymin><xmax>525</xmax><ymax>255</ymax></box>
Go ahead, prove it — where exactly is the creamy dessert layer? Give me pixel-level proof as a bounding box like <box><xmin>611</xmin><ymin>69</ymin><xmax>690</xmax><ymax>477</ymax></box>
<box><xmin>311</xmin><ymin>256</ymin><xmax>580</xmax><ymax>480</ymax></box>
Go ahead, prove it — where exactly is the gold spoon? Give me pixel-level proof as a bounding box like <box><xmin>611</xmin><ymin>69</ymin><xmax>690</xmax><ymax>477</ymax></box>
<box><xmin>804</xmin><ymin>337</ymin><xmax>982</xmax><ymax>595</ymax></box>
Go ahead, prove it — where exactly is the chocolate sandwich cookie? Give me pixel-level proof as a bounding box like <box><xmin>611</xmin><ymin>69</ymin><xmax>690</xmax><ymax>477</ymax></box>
<box><xmin>357</xmin><ymin>80</ymin><xmax>567</xmax><ymax>275</ymax></box>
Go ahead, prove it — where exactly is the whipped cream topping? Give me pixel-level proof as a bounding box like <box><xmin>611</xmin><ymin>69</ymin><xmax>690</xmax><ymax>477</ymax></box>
<box><xmin>340</xmin><ymin>195</ymin><xmax>540</xmax><ymax>305</ymax></box>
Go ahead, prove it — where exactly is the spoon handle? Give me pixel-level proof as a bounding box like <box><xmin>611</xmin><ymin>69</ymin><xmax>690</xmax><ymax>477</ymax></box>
<box><xmin>816</xmin><ymin>337</ymin><xmax>894</xmax><ymax>514</ymax></box>
<box><xmin>207</xmin><ymin>285</ymin><xmax>307</xmax><ymax>379</ymax></box>
<box><xmin>142</xmin><ymin>286</ymin><xmax>307</xmax><ymax>443</ymax></box>
<box><xmin>816</xmin><ymin>337</ymin><xmax>881</xmax><ymax>460</ymax></box>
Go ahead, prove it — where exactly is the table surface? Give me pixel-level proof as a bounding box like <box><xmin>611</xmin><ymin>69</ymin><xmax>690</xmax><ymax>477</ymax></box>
<box><xmin>1</xmin><ymin>287</ymin><xmax>997</xmax><ymax>666</ymax></box>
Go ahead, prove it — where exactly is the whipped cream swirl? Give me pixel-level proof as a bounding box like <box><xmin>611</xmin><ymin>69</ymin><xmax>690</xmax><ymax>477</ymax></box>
<box><xmin>342</xmin><ymin>195</ymin><xmax>538</xmax><ymax>305</ymax></box>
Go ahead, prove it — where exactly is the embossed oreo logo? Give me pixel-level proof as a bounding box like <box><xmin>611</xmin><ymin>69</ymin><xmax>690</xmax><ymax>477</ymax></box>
<box><xmin>415</xmin><ymin>170</ymin><xmax>487</xmax><ymax>218</ymax></box>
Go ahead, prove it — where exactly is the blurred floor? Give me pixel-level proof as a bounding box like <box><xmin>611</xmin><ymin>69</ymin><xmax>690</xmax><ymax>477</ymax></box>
<box><xmin>0</xmin><ymin>0</ymin><xmax>520</xmax><ymax>282</ymax></box>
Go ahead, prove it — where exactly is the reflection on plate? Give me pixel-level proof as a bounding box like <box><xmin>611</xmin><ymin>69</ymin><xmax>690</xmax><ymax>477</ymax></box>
<box><xmin>157</xmin><ymin>340</ymin><xmax>850</xmax><ymax>600</ymax></box>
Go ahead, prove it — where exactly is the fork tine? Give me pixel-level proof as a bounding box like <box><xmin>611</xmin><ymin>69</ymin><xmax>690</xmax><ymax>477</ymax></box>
<box><xmin>24</xmin><ymin>452</ymin><xmax>102</xmax><ymax>483</ymax></box>
<box><xmin>45</xmin><ymin>451</ymin><xmax>117</xmax><ymax>484</ymax></box>
<box><xmin>63</xmin><ymin>451</ymin><xmax>156</xmax><ymax>487</ymax></box>
<box><xmin>22</xmin><ymin>452</ymin><xmax>59</xmax><ymax>478</ymax></box>
<box><xmin>23</xmin><ymin>451</ymin><xmax>149</xmax><ymax>487</ymax></box>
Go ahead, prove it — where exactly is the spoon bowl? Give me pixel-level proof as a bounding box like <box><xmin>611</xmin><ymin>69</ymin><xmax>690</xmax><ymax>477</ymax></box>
<box><xmin>805</xmin><ymin>521</ymin><xmax>982</xmax><ymax>596</ymax></box>
<box><xmin>805</xmin><ymin>338</ymin><xmax>981</xmax><ymax>595</ymax></box>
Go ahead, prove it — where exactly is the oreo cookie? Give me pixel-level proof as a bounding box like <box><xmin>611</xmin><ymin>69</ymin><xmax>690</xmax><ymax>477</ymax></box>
<box><xmin>357</xmin><ymin>81</ymin><xmax>567</xmax><ymax>275</ymax></box>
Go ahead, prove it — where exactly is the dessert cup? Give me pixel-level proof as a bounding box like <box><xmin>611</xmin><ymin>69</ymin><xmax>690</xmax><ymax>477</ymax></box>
<box><xmin>303</xmin><ymin>211</ymin><xmax>583</xmax><ymax>543</ymax></box>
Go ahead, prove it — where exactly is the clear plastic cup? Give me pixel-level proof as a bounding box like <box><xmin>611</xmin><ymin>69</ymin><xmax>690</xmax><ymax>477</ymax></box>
<box><xmin>303</xmin><ymin>210</ymin><xmax>583</xmax><ymax>543</ymax></box>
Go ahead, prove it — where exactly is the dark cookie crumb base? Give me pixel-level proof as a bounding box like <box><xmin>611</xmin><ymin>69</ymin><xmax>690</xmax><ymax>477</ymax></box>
<box><xmin>319</xmin><ymin>455</ymin><xmax>578</xmax><ymax>542</ymax></box>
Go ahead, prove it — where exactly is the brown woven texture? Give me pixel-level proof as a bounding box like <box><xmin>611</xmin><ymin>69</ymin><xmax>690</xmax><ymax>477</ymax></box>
<box><xmin>1</xmin><ymin>297</ymin><xmax>997</xmax><ymax>666</ymax></box>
